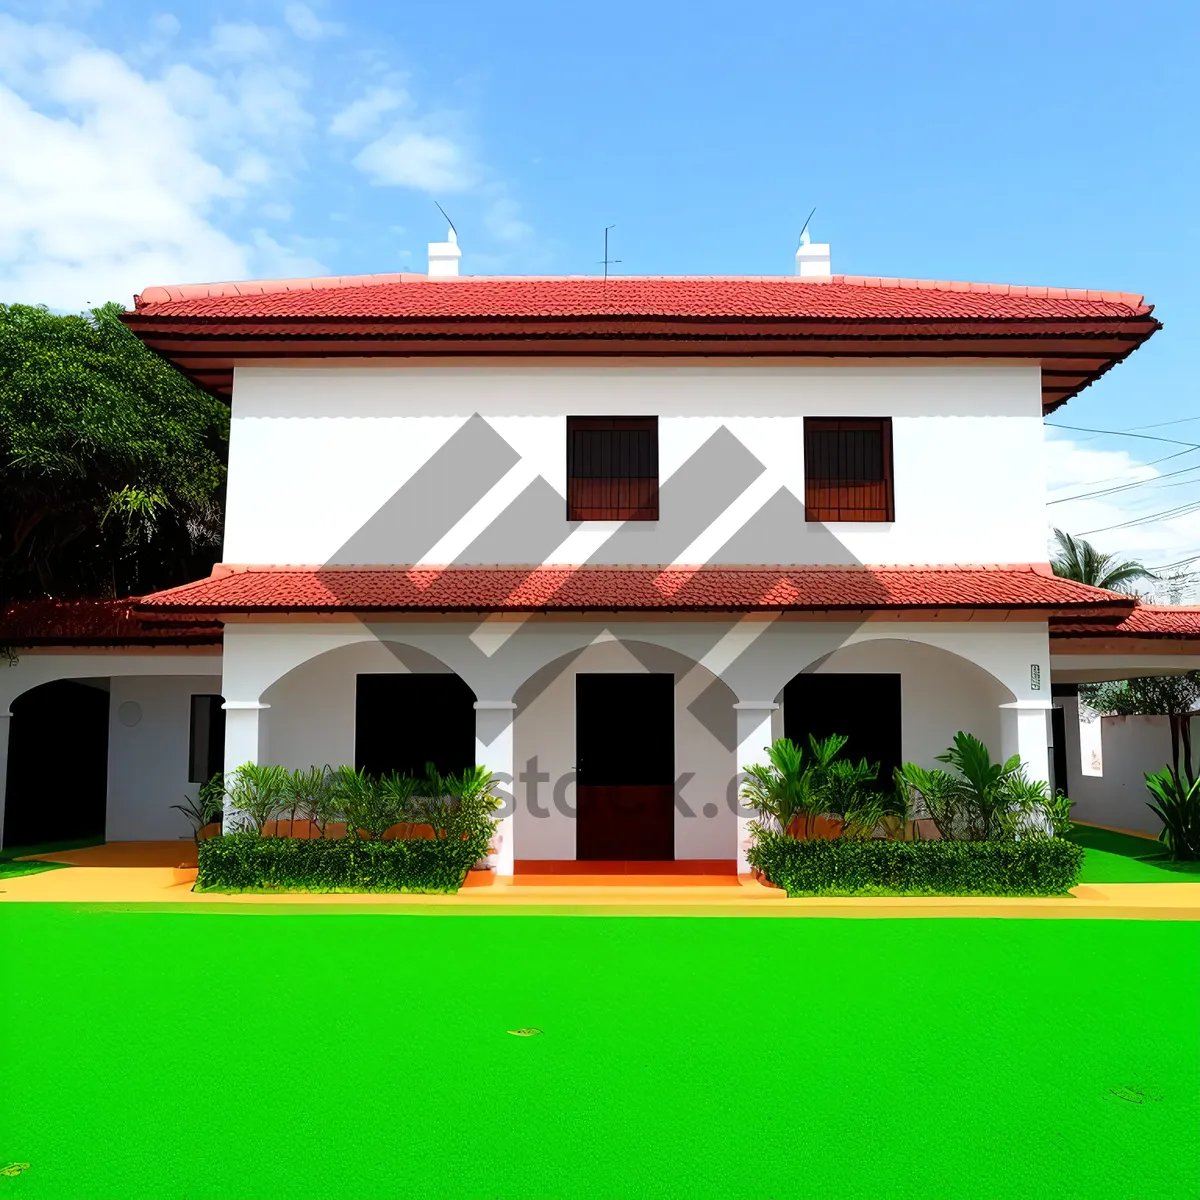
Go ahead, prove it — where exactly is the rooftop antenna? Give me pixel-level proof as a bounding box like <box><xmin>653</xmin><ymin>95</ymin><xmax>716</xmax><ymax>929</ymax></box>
<box><xmin>798</xmin><ymin>206</ymin><xmax>816</xmax><ymax>248</ymax></box>
<box><xmin>434</xmin><ymin>200</ymin><xmax>458</xmax><ymax>240</ymax></box>
<box><xmin>598</xmin><ymin>225</ymin><xmax>621</xmax><ymax>281</ymax></box>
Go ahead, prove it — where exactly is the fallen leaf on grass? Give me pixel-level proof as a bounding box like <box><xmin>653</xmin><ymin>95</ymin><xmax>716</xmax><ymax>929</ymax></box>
<box><xmin>1107</xmin><ymin>1083</ymin><xmax>1163</xmax><ymax>1105</ymax></box>
<box><xmin>507</xmin><ymin>1028</ymin><xmax>543</xmax><ymax>1037</ymax></box>
<box><xmin>1</xmin><ymin>1163</ymin><xmax>30</xmax><ymax>1177</ymax></box>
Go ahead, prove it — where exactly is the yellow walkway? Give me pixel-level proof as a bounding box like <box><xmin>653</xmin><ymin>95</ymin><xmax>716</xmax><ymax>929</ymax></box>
<box><xmin>2</xmin><ymin>842</ymin><xmax>1198</xmax><ymax>919</ymax></box>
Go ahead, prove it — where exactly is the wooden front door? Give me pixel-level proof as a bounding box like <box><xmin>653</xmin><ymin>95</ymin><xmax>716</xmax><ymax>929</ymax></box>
<box><xmin>576</xmin><ymin>673</ymin><xmax>675</xmax><ymax>861</ymax></box>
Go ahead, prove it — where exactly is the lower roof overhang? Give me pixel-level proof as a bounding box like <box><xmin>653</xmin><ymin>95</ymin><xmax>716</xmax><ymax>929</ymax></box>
<box><xmin>133</xmin><ymin>563</ymin><xmax>1136</xmax><ymax>622</ymax></box>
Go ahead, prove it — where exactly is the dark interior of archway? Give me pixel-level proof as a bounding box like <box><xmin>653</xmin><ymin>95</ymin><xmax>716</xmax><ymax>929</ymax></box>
<box><xmin>4</xmin><ymin>680</ymin><xmax>109</xmax><ymax>850</ymax></box>
<box><xmin>784</xmin><ymin>673</ymin><xmax>902</xmax><ymax>789</ymax></box>
<box><xmin>355</xmin><ymin>674</ymin><xmax>476</xmax><ymax>779</ymax></box>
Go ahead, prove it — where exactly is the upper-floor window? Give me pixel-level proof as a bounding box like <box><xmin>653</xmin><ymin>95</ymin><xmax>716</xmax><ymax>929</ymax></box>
<box><xmin>567</xmin><ymin>416</ymin><xmax>659</xmax><ymax>521</ymax></box>
<box><xmin>804</xmin><ymin>417</ymin><xmax>894</xmax><ymax>522</ymax></box>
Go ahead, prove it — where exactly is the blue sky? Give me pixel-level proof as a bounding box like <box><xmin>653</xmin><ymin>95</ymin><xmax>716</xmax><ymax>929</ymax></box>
<box><xmin>1</xmin><ymin>0</ymin><xmax>1196</xmax><ymax>584</ymax></box>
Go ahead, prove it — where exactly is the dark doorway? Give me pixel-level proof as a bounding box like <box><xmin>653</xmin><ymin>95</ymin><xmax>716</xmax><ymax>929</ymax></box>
<box><xmin>355</xmin><ymin>674</ymin><xmax>475</xmax><ymax>779</ymax></box>
<box><xmin>4</xmin><ymin>680</ymin><xmax>109</xmax><ymax>850</ymax></box>
<box><xmin>783</xmin><ymin>673</ymin><xmax>902</xmax><ymax>787</ymax></box>
<box><xmin>576</xmin><ymin>673</ymin><xmax>674</xmax><ymax>860</ymax></box>
<box><xmin>1050</xmin><ymin>706</ymin><xmax>1069</xmax><ymax>799</ymax></box>
<box><xmin>188</xmin><ymin>695</ymin><xmax>226</xmax><ymax>784</ymax></box>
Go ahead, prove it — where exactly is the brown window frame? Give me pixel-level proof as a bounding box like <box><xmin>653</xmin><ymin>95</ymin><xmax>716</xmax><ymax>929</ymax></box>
<box><xmin>803</xmin><ymin>417</ymin><xmax>894</xmax><ymax>523</ymax></box>
<box><xmin>566</xmin><ymin>416</ymin><xmax>659</xmax><ymax>521</ymax></box>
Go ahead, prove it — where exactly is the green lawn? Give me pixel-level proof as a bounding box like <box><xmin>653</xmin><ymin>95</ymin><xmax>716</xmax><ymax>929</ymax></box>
<box><xmin>1072</xmin><ymin>824</ymin><xmax>1200</xmax><ymax>884</ymax></box>
<box><xmin>1</xmin><ymin>907</ymin><xmax>1198</xmax><ymax>1200</ymax></box>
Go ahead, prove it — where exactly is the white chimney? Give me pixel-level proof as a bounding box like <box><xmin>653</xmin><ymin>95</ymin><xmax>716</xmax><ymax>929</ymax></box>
<box><xmin>427</xmin><ymin>226</ymin><xmax>461</xmax><ymax>277</ymax></box>
<box><xmin>795</xmin><ymin>228</ymin><xmax>831</xmax><ymax>280</ymax></box>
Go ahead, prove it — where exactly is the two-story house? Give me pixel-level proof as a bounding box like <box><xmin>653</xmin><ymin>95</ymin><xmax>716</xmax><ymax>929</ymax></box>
<box><xmin>4</xmin><ymin>231</ymin><xmax>1194</xmax><ymax>868</ymax></box>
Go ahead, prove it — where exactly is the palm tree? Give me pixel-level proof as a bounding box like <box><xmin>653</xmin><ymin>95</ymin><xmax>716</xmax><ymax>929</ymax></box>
<box><xmin>1051</xmin><ymin>528</ymin><xmax>1156</xmax><ymax>593</ymax></box>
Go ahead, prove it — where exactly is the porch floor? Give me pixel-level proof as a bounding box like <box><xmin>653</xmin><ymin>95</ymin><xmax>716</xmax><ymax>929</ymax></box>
<box><xmin>1</xmin><ymin>843</ymin><xmax>1199</xmax><ymax>918</ymax></box>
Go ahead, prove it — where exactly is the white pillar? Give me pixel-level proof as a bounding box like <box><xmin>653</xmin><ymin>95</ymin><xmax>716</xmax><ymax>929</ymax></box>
<box><xmin>999</xmin><ymin>700</ymin><xmax>1053</xmax><ymax>784</ymax></box>
<box><xmin>474</xmin><ymin>700</ymin><xmax>516</xmax><ymax>875</ymax></box>
<box><xmin>734</xmin><ymin>701</ymin><xmax>779</xmax><ymax>874</ymax></box>
<box><xmin>221</xmin><ymin>701</ymin><xmax>268</xmax><ymax>827</ymax></box>
<box><xmin>0</xmin><ymin>712</ymin><xmax>11</xmax><ymax>852</ymax></box>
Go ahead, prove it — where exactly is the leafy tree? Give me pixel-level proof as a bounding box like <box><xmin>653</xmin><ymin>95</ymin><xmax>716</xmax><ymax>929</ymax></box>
<box><xmin>1082</xmin><ymin>673</ymin><xmax>1200</xmax><ymax>786</ymax></box>
<box><xmin>0</xmin><ymin>302</ymin><xmax>228</xmax><ymax>601</ymax></box>
<box><xmin>1050</xmin><ymin>528</ymin><xmax>1156</xmax><ymax>594</ymax></box>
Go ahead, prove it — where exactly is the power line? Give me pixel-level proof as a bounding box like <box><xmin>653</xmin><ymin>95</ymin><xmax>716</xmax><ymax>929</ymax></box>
<box><xmin>1048</xmin><ymin>461</ymin><xmax>1200</xmax><ymax>505</ymax></box>
<box><xmin>1045</xmin><ymin>422</ymin><xmax>1200</xmax><ymax>450</ymax></box>
<box><xmin>1124</xmin><ymin>415</ymin><xmax>1200</xmax><ymax>432</ymax></box>
<box><xmin>1079</xmin><ymin>499</ymin><xmax>1200</xmax><ymax>536</ymax></box>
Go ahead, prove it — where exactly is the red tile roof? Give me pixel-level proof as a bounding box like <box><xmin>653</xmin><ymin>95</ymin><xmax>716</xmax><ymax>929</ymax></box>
<box><xmin>0</xmin><ymin>600</ymin><xmax>222</xmax><ymax>647</ymax></box>
<box><xmin>131</xmin><ymin>274</ymin><xmax>1152</xmax><ymax>321</ymax></box>
<box><xmin>120</xmin><ymin>272</ymin><xmax>1161</xmax><ymax>412</ymax></box>
<box><xmin>135</xmin><ymin>564</ymin><xmax>1133</xmax><ymax>618</ymax></box>
<box><xmin>1051</xmin><ymin>605</ymin><xmax>1200</xmax><ymax>640</ymax></box>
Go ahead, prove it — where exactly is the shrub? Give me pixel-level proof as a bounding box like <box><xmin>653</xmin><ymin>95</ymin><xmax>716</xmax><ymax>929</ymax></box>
<box><xmin>333</xmin><ymin>766</ymin><xmax>414</xmax><ymax>841</ymax></box>
<box><xmin>225</xmin><ymin>763</ymin><xmax>289</xmax><ymax>834</ymax></box>
<box><xmin>280</xmin><ymin>765</ymin><xmax>336</xmax><ymax>836</ymax></box>
<box><xmin>1145</xmin><ymin>766</ymin><xmax>1200</xmax><ymax>862</ymax></box>
<box><xmin>197</xmin><ymin>833</ymin><xmax>483</xmax><ymax>894</ymax></box>
<box><xmin>895</xmin><ymin>732</ymin><xmax>1061</xmax><ymax>842</ymax></box>
<box><xmin>171</xmin><ymin>772</ymin><xmax>225</xmax><ymax>843</ymax></box>
<box><xmin>747</xmin><ymin>834</ymin><xmax>1084</xmax><ymax>897</ymax></box>
<box><xmin>740</xmin><ymin>734</ymin><xmax>896</xmax><ymax>839</ymax></box>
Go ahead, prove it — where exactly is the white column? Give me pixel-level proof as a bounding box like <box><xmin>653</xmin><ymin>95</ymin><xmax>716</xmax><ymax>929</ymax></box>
<box><xmin>474</xmin><ymin>700</ymin><xmax>516</xmax><ymax>875</ymax></box>
<box><xmin>221</xmin><ymin>701</ymin><xmax>268</xmax><ymax>827</ymax></box>
<box><xmin>0</xmin><ymin>712</ymin><xmax>11</xmax><ymax>852</ymax></box>
<box><xmin>999</xmin><ymin>700</ymin><xmax>1053</xmax><ymax>784</ymax></box>
<box><xmin>734</xmin><ymin>701</ymin><xmax>779</xmax><ymax>874</ymax></box>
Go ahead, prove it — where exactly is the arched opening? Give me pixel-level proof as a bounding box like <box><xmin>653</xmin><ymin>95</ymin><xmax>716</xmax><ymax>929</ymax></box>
<box><xmin>260</xmin><ymin>639</ymin><xmax>477</xmax><ymax>776</ymax></box>
<box><xmin>512</xmin><ymin>637</ymin><xmax>737</xmax><ymax>864</ymax></box>
<box><xmin>778</xmin><ymin>638</ymin><xmax>1015</xmax><ymax>775</ymax></box>
<box><xmin>4</xmin><ymin>679</ymin><xmax>110</xmax><ymax>850</ymax></box>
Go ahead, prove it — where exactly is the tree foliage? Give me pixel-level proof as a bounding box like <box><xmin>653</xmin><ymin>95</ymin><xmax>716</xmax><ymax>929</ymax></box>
<box><xmin>1050</xmin><ymin>527</ymin><xmax>1156</xmax><ymax>593</ymax></box>
<box><xmin>0</xmin><ymin>302</ymin><xmax>228</xmax><ymax>600</ymax></box>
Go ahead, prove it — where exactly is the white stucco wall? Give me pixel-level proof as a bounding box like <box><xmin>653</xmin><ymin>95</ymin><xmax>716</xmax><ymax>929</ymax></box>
<box><xmin>223</xmin><ymin>359</ymin><xmax>1047</xmax><ymax>568</ymax></box>
<box><xmin>1061</xmin><ymin>695</ymin><xmax>1181</xmax><ymax>835</ymax></box>
<box><xmin>106</xmin><ymin>675</ymin><xmax>222</xmax><ymax>841</ymax></box>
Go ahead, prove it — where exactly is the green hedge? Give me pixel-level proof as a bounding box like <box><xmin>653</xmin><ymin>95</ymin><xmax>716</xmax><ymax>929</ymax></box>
<box><xmin>747</xmin><ymin>834</ymin><xmax>1085</xmax><ymax>897</ymax></box>
<box><xmin>196</xmin><ymin>833</ymin><xmax>483</xmax><ymax>894</ymax></box>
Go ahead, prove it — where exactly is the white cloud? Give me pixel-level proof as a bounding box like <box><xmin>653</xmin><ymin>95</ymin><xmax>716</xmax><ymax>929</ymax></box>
<box><xmin>353</xmin><ymin>128</ymin><xmax>474</xmax><ymax>192</ymax></box>
<box><xmin>0</xmin><ymin>15</ymin><xmax>317</xmax><ymax>310</ymax></box>
<box><xmin>152</xmin><ymin>14</ymin><xmax>181</xmax><ymax>38</ymax></box>
<box><xmin>329</xmin><ymin>85</ymin><xmax>408</xmax><ymax>138</ymax></box>
<box><xmin>484</xmin><ymin>191</ymin><xmax>532</xmax><ymax>242</ymax></box>
<box><xmin>261</xmin><ymin>200</ymin><xmax>293</xmax><ymax>221</ymax></box>
<box><xmin>249</xmin><ymin>230</ymin><xmax>328</xmax><ymax>278</ymax></box>
<box><xmin>284</xmin><ymin>4</ymin><xmax>344</xmax><ymax>41</ymax></box>
<box><xmin>209</xmin><ymin>23</ymin><xmax>273</xmax><ymax>61</ymax></box>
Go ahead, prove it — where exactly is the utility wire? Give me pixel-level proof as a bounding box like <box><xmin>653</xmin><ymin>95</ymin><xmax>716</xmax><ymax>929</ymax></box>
<box><xmin>1080</xmin><ymin>499</ymin><xmax>1200</xmax><ymax>536</ymax></box>
<box><xmin>1045</xmin><ymin>422</ymin><xmax>1200</xmax><ymax>450</ymax></box>
<box><xmin>1048</xmin><ymin>461</ymin><xmax>1200</xmax><ymax>505</ymax></box>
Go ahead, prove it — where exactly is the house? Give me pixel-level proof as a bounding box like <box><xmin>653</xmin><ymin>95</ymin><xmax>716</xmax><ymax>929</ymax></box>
<box><xmin>2</xmin><ymin>231</ymin><xmax>1196</xmax><ymax>868</ymax></box>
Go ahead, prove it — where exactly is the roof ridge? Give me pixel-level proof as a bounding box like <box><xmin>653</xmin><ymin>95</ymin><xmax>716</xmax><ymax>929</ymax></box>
<box><xmin>131</xmin><ymin>273</ymin><xmax>1149</xmax><ymax>314</ymax></box>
